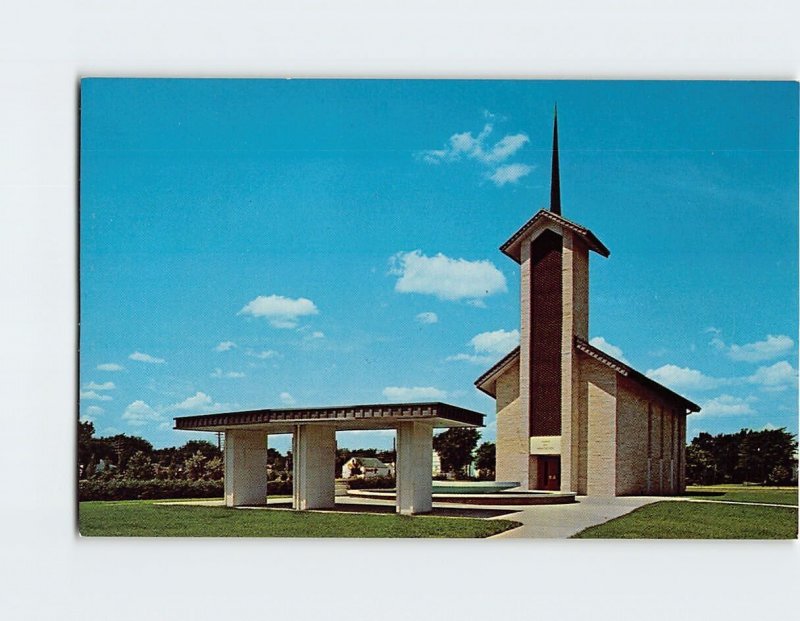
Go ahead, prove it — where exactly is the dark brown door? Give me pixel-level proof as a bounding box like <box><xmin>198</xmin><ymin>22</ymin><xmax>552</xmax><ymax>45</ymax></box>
<box><xmin>537</xmin><ymin>456</ymin><xmax>561</xmax><ymax>491</ymax></box>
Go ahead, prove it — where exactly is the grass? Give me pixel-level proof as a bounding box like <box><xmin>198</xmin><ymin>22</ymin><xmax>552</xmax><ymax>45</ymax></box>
<box><xmin>573</xmin><ymin>501</ymin><xmax>798</xmax><ymax>539</ymax></box>
<box><xmin>78</xmin><ymin>499</ymin><xmax>521</xmax><ymax>538</ymax></box>
<box><xmin>684</xmin><ymin>484</ymin><xmax>798</xmax><ymax>506</ymax></box>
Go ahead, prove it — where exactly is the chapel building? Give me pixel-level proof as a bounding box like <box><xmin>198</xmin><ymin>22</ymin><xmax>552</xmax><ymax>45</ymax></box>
<box><xmin>475</xmin><ymin>110</ymin><xmax>700</xmax><ymax>496</ymax></box>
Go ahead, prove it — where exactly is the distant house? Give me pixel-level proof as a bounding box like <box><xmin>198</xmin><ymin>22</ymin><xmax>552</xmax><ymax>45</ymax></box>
<box><xmin>341</xmin><ymin>457</ymin><xmax>391</xmax><ymax>479</ymax></box>
<box><xmin>432</xmin><ymin>451</ymin><xmax>442</xmax><ymax>476</ymax></box>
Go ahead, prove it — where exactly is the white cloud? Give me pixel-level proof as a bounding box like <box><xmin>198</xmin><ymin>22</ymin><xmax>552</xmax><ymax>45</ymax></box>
<box><xmin>239</xmin><ymin>294</ymin><xmax>319</xmax><ymax>328</ymax></box>
<box><xmin>121</xmin><ymin>400</ymin><xmax>163</xmax><ymax>426</ymax></box>
<box><xmin>484</xmin><ymin>134</ymin><xmax>530</xmax><ymax>163</ymax></box>
<box><xmin>421</xmin><ymin>149</ymin><xmax>448</xmax><ymax>164</ymax></box>
<box><xmin>390</xmin><ymin>250</ymin><xmax>506</xmax><ymax>303</ymax></box>
<box><xmin>645</xmin><ymin>364</ymin><xmax>720</xmax><ymax>391</ymax></box>
<box><xmin>279</xmin><ymin>392</ymin><xmax>297</xmax><ymax>406</ymax></box>
<box><xmin>589</xmin><ymin>336</ymin><xmax>629</xmax><ymax>364</ymax></box>
<box><xmin>309</xmin><ymin>331</ymin><xmax>325</xmax><ymax>339</ymax></box>
<box><xmin>129</xmin><ymin>351</ymin><xmax>166</xmax><ymax>364</ymax></box>
<box><xmin>415</xmin><ymin>312</ymin><xmax>438</xmax><ymax>325</ymax></box>
<box><xmin>445</xmin><ymin>353</ymin><xmax>495</xmax><ymax>365</ymax></box>
<box><xmin>82</xmin><ymin>381</ymin><xmax>115</xmax><ymax>391</ymax></box>
<box><xmin>727</xmin><ymin>335</ymin><xmax>794</xmax><ymax>362</ymax></box>
<box><xmin>447</xmin><ymin>329</ymin><xmax>519</xmax><ymax>365</ymax></box>
<box><xmin>168</xmin><ymin>392</ymin><xmax>237</xmax><ymax>413</ymax></box>
<box><xmin>79</xmin><ymin>390</ymin><xmax>112</xmax><ymax>401</ymax></box>
<box><xmin>710</xmin><ymin>332</ymin><xmax>794</xmax><ymax>362</ymax></box>
<box><xmin>246</xmin><ymin>349</ymin><xmax>279</xmax><ymax>359</ymax></box>
<box><xmin>421</xmin><ymin>123</ymin><xmax>529</xmax><ymax>166</ymax></box>
<box><xmin>171</xmin><ymin>391</ymin><xmax>214</xmax><ymax>411</ymax></box>
<box><xmin>698</xmin><ymin>394</ymin><xmax>757</xmax><ymax>417</ymax></box>
<box><xmin>81</xmin><ymin>404</ymin><xmax>105</xmax><ymax>423</ymax></box>
<box><xmin>746</xmin><ymin>361</ymin><xmax>797</xmax><ymax>391</ymax></box>
<box><xmin>471</xmin><ymin>329</ymin><xmax>520</xmax><ymax>355</ymax></box>
<box><xmin>214</xmin><ymin>340</ymin><xmax>237</xmax><ymax>352</ymax></box>
<box><xmin>418</xmin><ymin>118</ymin><xmax>532</xmax><ymax>186</ymax></box>
<box><xmin>488</xmin><ymin>163</ymin><xmax>533</xmax><ymax>186</ymax></box>
<box><xmin>210</xmin><ymin>368</ymin><xmax>245</xmax><ymax>379</ymax></box>
<box><xmin>96</xmin><ymin>363</ymin><xmax>124</xmax><ymax>372</ymax></box>
<box><xmin>382</xmin><ymin>386</ymin><xmax>448</xmax><ymax>401</ymax></box>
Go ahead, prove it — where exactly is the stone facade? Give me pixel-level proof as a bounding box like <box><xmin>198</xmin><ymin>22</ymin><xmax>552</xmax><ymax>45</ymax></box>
<box><xmin>494</xmin><ymin>359</ymin><xmax>528</xmax><ymax>485</ymax></box>
<box><xmin>480</xmin><ymin>209</ymin><xmax>698</xmax><ymax>497</ymax></box>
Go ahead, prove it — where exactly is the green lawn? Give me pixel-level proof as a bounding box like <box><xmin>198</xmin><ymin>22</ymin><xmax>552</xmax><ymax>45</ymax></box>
<box><xmin>573</xmin><ymin>501</ymin><xmax>798</xmax><ymax>539</ymax></box>
<box><xmin>684</xmin><ymin>485</ymin><xmax>798</xmax><ymax>506</ymax></box>
<box><xmin>79</xmin><ymin>500</ymin><xmax>521</xmax><ymax>538</ymax></box>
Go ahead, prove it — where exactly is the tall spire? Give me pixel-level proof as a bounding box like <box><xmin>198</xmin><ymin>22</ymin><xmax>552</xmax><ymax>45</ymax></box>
<box><xmin>549</xmin><ymin>104</ymin><xmax>561</xmax><ymax>215</ymax></box>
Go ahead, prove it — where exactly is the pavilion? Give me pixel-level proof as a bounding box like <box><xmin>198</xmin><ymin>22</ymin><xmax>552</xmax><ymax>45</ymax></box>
<box><xmin>174</xmin><ymin>402</ymin><xmax>483</xmax><ymax>515</ymax></box>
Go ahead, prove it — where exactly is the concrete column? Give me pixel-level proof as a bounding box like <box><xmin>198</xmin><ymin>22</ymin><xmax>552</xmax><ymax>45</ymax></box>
<box><xmin>516</xmin><ymin>240</ymin><xmax>533</xmax><ymax>488</ymax></box>
<box><xmin>396</xmin><ymin>421</ymin><xmax>433</xmax><ymax>515</ymax></box>
<box><xmin>292</xmin><ymin>424</ymin><xmax>336</xmax><ymax>510</ymax></box>
<box><xmin>678</xmin><ymin>414</ymin><xmax>687</xmax><ymax>493</ymax></box>
<box><xmin>224</xmin><ymin>429</ymin><xmax>268</xmax><ymax>507</ymax></box>
<box><xmin>561</xmin><ymin>230</ymin><xmax>589</xmax><ymax>493</ymax></box>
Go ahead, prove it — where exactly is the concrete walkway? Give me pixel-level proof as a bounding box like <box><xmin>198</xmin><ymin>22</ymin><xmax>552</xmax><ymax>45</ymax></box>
<box><xmin>489</xmin><ymin>495</ymin><xmax>665</xmax><ymax>539</ymax></box>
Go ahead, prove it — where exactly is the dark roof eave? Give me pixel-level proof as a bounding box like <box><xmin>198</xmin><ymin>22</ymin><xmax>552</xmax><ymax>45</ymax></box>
<box><xmin>499</xmin><ymin>209</ymin><xmax>610</xmax><ymax>263</ymax></box>
<box><xmin>574</xmin><ymin>337</ymin><xmax>701</xmax><ymax>413</ymax></box>
<box><xmin>474</xmin><ymin>346</ymin><xmax>521</xmax><ymax>396</ymax></box>
<box><xmin>174</xmin><ymin>401</ymin><xmax>485</xmax><ymax>430</ymax></box>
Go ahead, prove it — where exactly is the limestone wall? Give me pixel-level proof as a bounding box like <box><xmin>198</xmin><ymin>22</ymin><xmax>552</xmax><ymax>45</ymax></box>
<box><xmin>494</xmin><ymin>360</ymin><xmax>528</xmax><ymax>487</ymax></box>
<box><xmin>584</xmin><ymin>357</ymin><xmax>617</xmax><ymax>496</ymax></box>
<box><xmin>615</xmin><ymin>377</ymin><xmax>688</xmax><ymax>496</ymax></box>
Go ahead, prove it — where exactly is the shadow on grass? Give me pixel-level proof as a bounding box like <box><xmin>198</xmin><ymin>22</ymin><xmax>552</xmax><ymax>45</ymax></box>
<box><xmin>683</xmin><ymin>492</ymin><xmax>725</xmax><ymax>498</ymax></box>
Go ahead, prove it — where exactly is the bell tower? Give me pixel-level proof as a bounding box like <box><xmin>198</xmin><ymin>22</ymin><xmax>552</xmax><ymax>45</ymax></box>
<box><xmin>498</xmin><ymin>108</ymin><xmax>609</xmax><ymax>491</ymax></box>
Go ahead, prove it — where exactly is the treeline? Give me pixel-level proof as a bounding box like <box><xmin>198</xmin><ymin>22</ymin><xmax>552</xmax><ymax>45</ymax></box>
<box><xmin>686</xmin><ymin>428</ymin><xmax>798</xmax><ymax>486</ymax></box>
<box><xmin>78</xmin><ymin>421</ymin><xmax>298</xmax><ymax>500</ymax></box>
<box><xmin>78</xmin><ymin>421</ymin><xmax>226</xmax><ymax>482</ymax></box>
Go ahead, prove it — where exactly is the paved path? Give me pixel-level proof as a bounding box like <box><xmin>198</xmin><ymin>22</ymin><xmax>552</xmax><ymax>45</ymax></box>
<box><xmin>489</xmin><ymin>495</ymin><xmax>665</xmax><ymax>539</ymax></box>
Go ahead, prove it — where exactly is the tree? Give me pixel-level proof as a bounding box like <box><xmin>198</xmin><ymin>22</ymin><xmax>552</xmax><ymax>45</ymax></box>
<box><xmin>433</xmin><ymin>428</ymin><xmax>480</xmax><ymax>478</ymax></box>
<box><xmin>474</xmin><ymin>442</ymin><xmax>496</xmax><ymax>479</ymax></box>
<box><xmin>686</xmin><ymin>442</ymin><xmax>716</xmax><ymax>485</ymax></box>
<box><xmin>78</xmin><ymin>420</ymin><xmax>95</xmax><ymax>476</ymax></box>
<box><xmin>686</xmin><ymin>427</ymin><xmax>797</xmax><ymax>485</ymax></box>
<box><xmin>205</xmin><ymin>456</ymin><xmax>224</xmax><ymax>481</ymax></box>
<box><xmin>177</xmin><ymin>440</ymin><xmax>221</xmax><ymax>462</ymax></box>
<box><xmin>99</xmin><ymin>434</ymin><xmax>154</xmax><ymax>469</ymax></box>
<box><xmin>184</xmin><ymin>451</ymin><xmax>208</xmax><ymax>481</ymax></box>
<box><xmin>126</xmin><ymin>450</ymin><xmax>155</xmax><ymax>479</ymax></box>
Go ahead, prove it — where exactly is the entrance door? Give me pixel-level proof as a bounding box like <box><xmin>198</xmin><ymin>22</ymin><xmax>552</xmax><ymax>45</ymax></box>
<box><xmin>537</xmin><ymin>456</ymin><xmax>561</xmax><ymax>491</ymax></box>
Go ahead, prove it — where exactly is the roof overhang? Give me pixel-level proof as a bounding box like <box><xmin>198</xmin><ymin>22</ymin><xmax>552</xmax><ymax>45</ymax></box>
<box><xmin>575</xmin><ymin>336</ymin><xmax>701</xmax><ymax>413</ymax></box>
<box><xmin>475</xmin><ymin>347</ymin><xmax>520</xmax><ymax>397</ymax></box>
<box><xmin>500</xmin><ymin>209</ymin><xmax>610</xmax><ymax>263</ymax></box>
<box><xmin>174</xmin><ymin>402</ymin><xmax>484</xmax><ymax>434</ymax></box>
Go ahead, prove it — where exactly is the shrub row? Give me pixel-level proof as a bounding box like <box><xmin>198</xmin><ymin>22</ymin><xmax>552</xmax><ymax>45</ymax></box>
<box><xmin>79</xmin><ymin>478</ymin><xmax>296</xmax><ymax>501</ymax></box>
<box><xmin>79</xmin><ymin>479</ymin><xmax>224</xmax><ymax>501</ymax></box>
<box><xmin>344</xmin><ymin>475</ymin><xmax>396</xmax><ymax>490</ymax></box>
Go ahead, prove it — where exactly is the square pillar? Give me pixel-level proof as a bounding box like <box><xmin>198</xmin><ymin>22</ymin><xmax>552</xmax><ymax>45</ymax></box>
<box><xmin>224</xmin><ymin>429</ymin><xmax>268</xmax><ymax>507</ymax></box>
<box><xmin>396</xmin><ymin>421</ymin><xmax>433</xmax><ymax>515</ymax></box>
<box><xmin>292</xmin><ymin>424</ymin><xmax>336</xmax><ymax>510</ymax></box>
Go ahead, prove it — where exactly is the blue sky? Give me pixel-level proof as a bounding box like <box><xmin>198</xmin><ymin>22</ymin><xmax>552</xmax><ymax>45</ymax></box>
<box><xmin>79</xmin><ymin>79</ymin><xmax>798</xmax><ymax>452</ymax></box>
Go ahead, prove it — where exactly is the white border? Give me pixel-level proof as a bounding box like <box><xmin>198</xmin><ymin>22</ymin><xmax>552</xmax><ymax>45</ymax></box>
<box><xmin>1</xmin><ymin>2</ymin><xmax>798</xmax><ymax>619</ymax></box>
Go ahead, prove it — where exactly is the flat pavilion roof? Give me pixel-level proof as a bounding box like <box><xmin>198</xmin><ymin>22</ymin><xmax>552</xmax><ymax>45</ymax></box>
<box><xmin>174</xmin><ymin>402</ymin><xmax>484</xmax><ymax>435</ymax></box>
